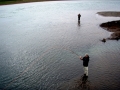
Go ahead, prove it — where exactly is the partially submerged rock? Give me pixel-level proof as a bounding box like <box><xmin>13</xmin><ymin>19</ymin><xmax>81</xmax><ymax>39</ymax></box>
<box><xmin>101</xmin><ymin>38</ymin><xmax>106</xmax><ymax>43</ymax></box>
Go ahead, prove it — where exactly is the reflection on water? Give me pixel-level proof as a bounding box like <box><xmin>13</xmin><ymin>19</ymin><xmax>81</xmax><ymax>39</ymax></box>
<box><xmin>76</xmin><ymin>75</ymin><xmax>91</xmax><ymax>90</ymax></box>
<box><xmin>78</xmin><ymin>20</ymin><xmax>80</xmax><ymax>27</ymax></box>
<box><xmin>58</xmin><ymin>75</ymin><xmax>95</xmax><ymax>90</ymax></box>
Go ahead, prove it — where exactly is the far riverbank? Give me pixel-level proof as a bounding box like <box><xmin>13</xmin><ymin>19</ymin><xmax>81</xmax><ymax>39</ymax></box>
<box><xmin>0</xmin><ymin>0</ymin><xmax>56</xmax><ymax>5</ymax></box>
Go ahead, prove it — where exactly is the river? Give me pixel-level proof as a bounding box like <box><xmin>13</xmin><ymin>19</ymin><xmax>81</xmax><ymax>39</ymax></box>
<box><xmin>0</xmin><ymin>0</ymin><xmax>120</xmax><ymax>90</ymax></box>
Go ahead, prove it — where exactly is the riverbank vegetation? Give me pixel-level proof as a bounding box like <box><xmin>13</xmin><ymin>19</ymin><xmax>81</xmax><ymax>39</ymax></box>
<box><xmin>0</xmin><ymin>0</ymin><xmax>56</xmax><ymax>5</ymax></box>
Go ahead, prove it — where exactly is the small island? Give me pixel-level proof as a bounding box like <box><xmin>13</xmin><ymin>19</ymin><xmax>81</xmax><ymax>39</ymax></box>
<box><xmin>98</xmin><ymin>11</ymin><xmax>120</xmax><ymax>40</ymax></box>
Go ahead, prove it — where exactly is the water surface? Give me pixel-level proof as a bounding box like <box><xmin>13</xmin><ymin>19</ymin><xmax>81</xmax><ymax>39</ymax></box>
<box><xmin>0</xmin><ymin>0</ymin><xmax>120</xmax><ymax>90</ymax></box>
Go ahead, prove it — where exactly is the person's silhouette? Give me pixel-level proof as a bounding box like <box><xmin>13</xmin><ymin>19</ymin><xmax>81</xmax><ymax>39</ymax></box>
<box><xmin>78</xmin><ymin>13</ymin><xmax>81</xmax><ymax>21</ymax></box>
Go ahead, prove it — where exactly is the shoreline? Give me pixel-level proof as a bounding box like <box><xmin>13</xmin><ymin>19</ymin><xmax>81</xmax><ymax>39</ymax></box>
<box><xmin>0</xmin><ymin>0</ymin><xmax>57</xmax><ymax>5</ymax></box>
<box><xmin>97</xmin><ymin>11</ymin><xmax>120</xmax><ymax>41</ymax></box>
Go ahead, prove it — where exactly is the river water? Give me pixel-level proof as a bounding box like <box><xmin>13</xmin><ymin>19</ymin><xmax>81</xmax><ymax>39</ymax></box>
<box><xmin>0</xmin><ymin>0</ymin><xmax>120</xmax><ymax>90</ymax></box>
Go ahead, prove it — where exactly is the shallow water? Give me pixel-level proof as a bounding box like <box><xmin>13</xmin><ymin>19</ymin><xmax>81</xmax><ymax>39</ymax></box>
<box><xmin>0</xmin><ymin>0</ymin><xmax>120</xmax><ymax>90</ymax></box>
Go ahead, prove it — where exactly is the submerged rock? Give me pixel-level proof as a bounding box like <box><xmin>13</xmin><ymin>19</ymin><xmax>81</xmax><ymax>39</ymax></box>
<box><xmin>101</xmin><ymin>38</ymin><xmax>106</xmax><ymax>43</ymax></box>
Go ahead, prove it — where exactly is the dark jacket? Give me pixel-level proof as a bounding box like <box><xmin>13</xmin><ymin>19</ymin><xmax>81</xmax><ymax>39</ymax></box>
<box><xmin>78</xmin><ymin>14</ymin><xmax>81</xmax><ymax>20</ymax></box>
<box><xmin>82</xmin><ymin>56</ymin><xmax>89</xmax><ymax>67</ymax></box>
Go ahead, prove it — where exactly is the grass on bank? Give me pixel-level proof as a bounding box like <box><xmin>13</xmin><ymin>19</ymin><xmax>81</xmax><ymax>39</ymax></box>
<box><xmin>0</xmin><ymin>0</ymin><xmax>55</xmax><ymax>5</ymax></box>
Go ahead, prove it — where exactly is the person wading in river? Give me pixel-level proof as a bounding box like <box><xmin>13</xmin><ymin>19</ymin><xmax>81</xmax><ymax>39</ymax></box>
<box><xmin>78</xmin><ymin>13</ymin><xmax>81</xmax><ymax>21</ymax></box>
<box><xmin>80</xmin><ymin>53</ymin><xmax>89</xmax><ymax>77</ymax></box>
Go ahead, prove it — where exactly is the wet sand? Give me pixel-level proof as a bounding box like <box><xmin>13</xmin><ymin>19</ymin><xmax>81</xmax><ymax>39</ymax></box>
<box><xmin>97</xmin><ymin>12</ymin><xmax>120</xmax><ymax>41</ymax></box>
